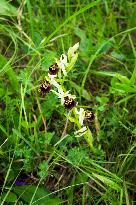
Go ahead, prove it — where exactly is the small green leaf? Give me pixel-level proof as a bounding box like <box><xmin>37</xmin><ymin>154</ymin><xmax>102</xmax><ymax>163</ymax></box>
<box><xmin>0</xmin><ymin>88</ymin><xmax>5</xmax><ymax>97</ymax></box>
<box><xmin>116</xmin><ymin>74</ymin><xmax>130</xmax><ymax>84</ymax></box>
<box><xmin>21</xmin><ymin>121</ymin><xmax>36</xmax><ymax>128</ymax></box>
<box><xmin>132</xmin><ymin>128</ymin><xmax>136</xmax><ymax>135</ymax></box>
<box><xmin>110</xmin><ymin>74</ymin><xmax>136</xmax><ymax>95</ymax></box>
<box><xmin>0</xmin><ymin>0</ymin><xmax>17</xmax><ymax>16</ymax></box>
<box><xmin>96</xmin><ymin>96</ymin><xmax>109</xmax><ymax>104</ymax></box>
<box><xmin>92</xmin><ymin>173</ymin><xmax>121</xmax><ymax>192</ymax></box>
<box><xmin>70</xmin><ymin>81</ymin><xmax>92</xmax><ymax>101</ymax></box>
<box><xmin>0</xmin><ymin>149</ymin><xmax>4</xmax><ymax>155</ymax></box>
<box><xmin>74</xmin><ymin>27</ymin><xmax>90</xmax><ymax>57</ymax></box>
<box><xmin>67</xmin><ymin>147</ymin><xmax>89</xmax><ymax>166</ymax></box>
<box><xmin>14</xmin><ymin>185</ymin><xmax>61</xmax><ymax>205</ymax></box>
<box><xmin>84</xmin><ymin>128</ymin><xmax>96</xmax><ymax>153</ymax></box>
<box><xmin>1</xmin><ymin>192</ymin><xmax>17</xmax><ymax>202</ymax></box>
<box><xmin>65</xmin><ymin>113</ymin><xmax>76</xmax><ymax>123</ymax></box>
<box><xmin>0</xmin><ymin>54</ymin><xmax>19</xmax><ymax>91</ymax></box>
<box><xmin>38</xmin><ymin>161</ymin><xmax>48</xmax><ymax>178</ymax></box>
<box><xmin>42</xmin><ymin>50</ymin><xmax>57</xmax><ymax>70</ymax></box>
<box><xmin>111</xmin><ymin>51</ymin><xmax>126</xmax><ymax>61</ymax></box>
<box><xmin>45</xmin><ymin>132</ymin><xmax>55</xmax><ymax>144</ymax></box>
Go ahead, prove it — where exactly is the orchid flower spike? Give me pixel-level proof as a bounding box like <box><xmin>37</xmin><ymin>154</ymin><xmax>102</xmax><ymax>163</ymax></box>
<box><xmin>50</xmin><ymin>78</ymin><xmax>76</xmax><ymax>109</ymax></box>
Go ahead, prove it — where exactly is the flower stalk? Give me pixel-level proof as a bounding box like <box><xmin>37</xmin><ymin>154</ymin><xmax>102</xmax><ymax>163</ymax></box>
<box><xmin>39</xmin><ymin>43</ymin><xmax>96</xmax><ymax>152</ymax></box>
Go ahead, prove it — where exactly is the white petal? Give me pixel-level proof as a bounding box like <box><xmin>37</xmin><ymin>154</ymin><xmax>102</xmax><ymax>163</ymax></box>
<box><xmin>48</xmin><ymin>73</ymin><xmax>57</xmax><ymax>79</ymax></box>
<box><xmin>50</xmin><ymin>78</ymin><xmax>64</xmax><ymax>94</ymax></box>
<box><xmin>60</xmin><ymin>54</ymin><xmax>68</xmax><ymax>65</ymax></box>
<box><xmin>59</xmin><ymin>54</ymin><xmax>68</xmax><ymax>76</ymax></box>
<box><xmin>76</xmin><ymin>108</ymin><xmax>85</xmax><ymax>126</ymax></box>
<box><xmin>60</xmin><ymin>63</ymin><xmax>67</xmax><ymax>76</ymax></box>
<box><xmin>72</xmin><ymin>42</ymin><xmax>79</xmax><ymax>51</ymax></box>
<box><xmin>74</xmin><ymin>126</ymin><xmax>87</xmax><ymax>137</ymax></box>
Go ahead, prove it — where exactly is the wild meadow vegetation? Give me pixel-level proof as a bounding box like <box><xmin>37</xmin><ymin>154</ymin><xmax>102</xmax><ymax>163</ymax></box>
<box><xmin>0</xmin><ymin>0</ymin><xmax>136</xmax><ymax>204</ymax></box>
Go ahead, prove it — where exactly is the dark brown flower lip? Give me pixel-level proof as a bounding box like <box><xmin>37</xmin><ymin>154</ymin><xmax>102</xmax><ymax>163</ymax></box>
<box><xmin>84</xmin><ymin>111</ymin><xmax>95</xmax><ymax>122</ymax></box>
<box><xmin>48</xmin><ymin>63</ymin><xmax>59</xmax><ymax>75</ymax></box>
<box><xmin>38</xmin><ymin>80</ymin><xmax>52</xmax><ymax>95</ymax></box>
<box><xmin>64</xmin><ymin>96</ymin><xmax>77</xmax><ymax>110</ymax></box>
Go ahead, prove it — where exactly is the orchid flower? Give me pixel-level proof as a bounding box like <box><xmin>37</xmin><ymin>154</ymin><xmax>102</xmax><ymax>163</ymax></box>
<box><xmin>50</xmin><ymin>78</ymin><xmax>76</xmax><ymax>106</ymax></box>
<box><xmin>74</xmin><ymin>126</ymin><xmax>87</xmax><ymax>137</ymax></box>
<box><xmin>74</xmin><ymin>107</ymin><xmax>87</xmax><ymax>137</ymax></box>
<box><xmin>55</xmin><ymin>43</ymin><xmax>79</xmax><ymax>76</ymax></box>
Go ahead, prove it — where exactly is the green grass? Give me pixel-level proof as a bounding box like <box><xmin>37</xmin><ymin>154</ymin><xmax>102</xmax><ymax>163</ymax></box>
<box><xmin>0</xmin><ymin>0</ymin><xmax>136</xmax><ymax>204</ymax></box>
